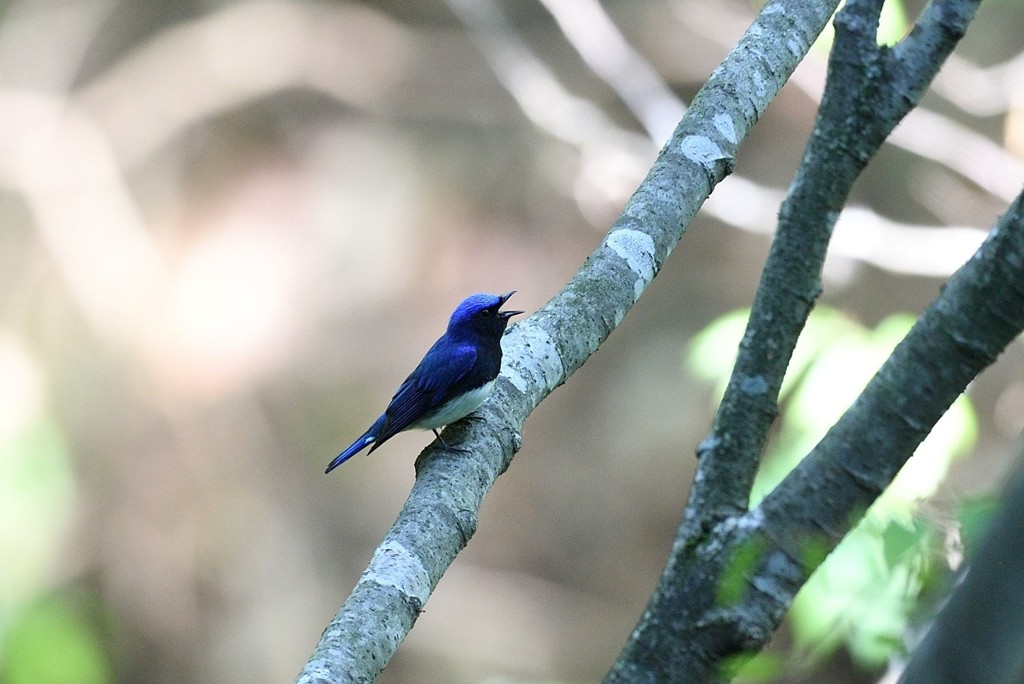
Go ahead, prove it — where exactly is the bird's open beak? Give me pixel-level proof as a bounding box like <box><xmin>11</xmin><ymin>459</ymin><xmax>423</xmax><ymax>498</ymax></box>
<box><xmin>498</xmin><ymin>291</ymin><xmax>524</xmax><ymax>319</ymax></box>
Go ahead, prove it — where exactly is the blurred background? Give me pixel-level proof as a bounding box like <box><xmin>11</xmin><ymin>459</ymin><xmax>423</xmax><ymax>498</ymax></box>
<box><xmin>1</xmin><ymin>0</ymin><xmax>1023</xmax><ymax>682</ymax></box>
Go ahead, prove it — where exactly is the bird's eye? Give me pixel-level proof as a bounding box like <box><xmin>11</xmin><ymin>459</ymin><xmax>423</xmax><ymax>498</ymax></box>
<box><xmin>481</xmin><ymin>308</ymin><xmax>493</xmax><ymax>317</ymax></box>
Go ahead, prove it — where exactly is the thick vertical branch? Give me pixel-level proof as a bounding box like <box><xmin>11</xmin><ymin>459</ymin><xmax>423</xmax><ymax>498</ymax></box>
<box><xmin>688</xmin><ymin>0</ymin><xmax>981</xmax><ymax>534</ymax></box>
<box><xmin>609</xmin><ymin>0</ymin><xmax>982</xmax><ymax>681</ymax></box>
<box><xmin>898</xmin><ymin>438</ymin><xmax>1024</xmax><ymax>684</ymax></box>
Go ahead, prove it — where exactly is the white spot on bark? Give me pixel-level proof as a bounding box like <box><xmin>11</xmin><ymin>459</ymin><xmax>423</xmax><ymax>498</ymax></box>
<box><xmin>502</xmin><ymin>324</ymin><xmax>564</xmax><ymax>395</ymax></box>
<box><xmin>606</xmin><ymin>229</ymin><xmax>656</xmax><ymax>300</ymax></box>
<box><xmin>681</xmin><ymin>135</ymin><xmax>728</xmax><ymax>167</ymax></box>
<box><xmin>751</xmin><ymin>70</ymin><xmax>769</xmax><ymax>99</ymax></box>
<box><xmin>363</xmin><ymin>539</ymin><xmax>431</xmax><ymax>605</ymax></box>
<box><xmin>740</xmin><ymin>375</ymin><xmax>769</xmax><ymax>395</ymax></box>
<box><xmin>714</xmin><ymin>113</ymin><xmax>737</xmax><ymax>144</ymax></box>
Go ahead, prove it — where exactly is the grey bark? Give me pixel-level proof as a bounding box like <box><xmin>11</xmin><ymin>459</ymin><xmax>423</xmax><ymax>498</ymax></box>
<box><xmin>607</xmin><ymin>0</ymin><xmax>989</xmax><ymax>681</ymax></box>
<box><xmin>297</xmin><ymin>1</ymin><xmax>1021</xmax><ymax>682</ymax></box>
<box><xmin>296</xmin><ymin>0</ymin><xmax>839</xmax><ymax>681</ymax></box>
<box><xmin>899</xmin><ymin>438</ymin><xmax>1024</xmax><ymax>684</ymax></box>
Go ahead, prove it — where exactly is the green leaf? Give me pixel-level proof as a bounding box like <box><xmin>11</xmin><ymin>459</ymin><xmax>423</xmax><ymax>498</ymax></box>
<box><xmin>881</xmin><ymin>518</ymin><xmax>930</xmax><ymax>568</ymax></box>
<box><xmin>691</xmin><ymin>306</ymin><xmax>979</xmax><ymax>671</ymax></box>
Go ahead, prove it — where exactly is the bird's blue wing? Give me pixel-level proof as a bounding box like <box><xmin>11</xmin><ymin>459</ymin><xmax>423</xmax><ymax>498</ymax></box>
<box><xmin>371</xmin><ymin>342</ymin><xmax>478</xmax><ymax>448</ymax></box>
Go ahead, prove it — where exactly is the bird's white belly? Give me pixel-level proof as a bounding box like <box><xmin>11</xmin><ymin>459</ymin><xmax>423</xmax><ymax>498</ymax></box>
<box><xmin>413</xmin><ymin>380</ymin><xmax>495</xmax><ymax>429</ymax></box>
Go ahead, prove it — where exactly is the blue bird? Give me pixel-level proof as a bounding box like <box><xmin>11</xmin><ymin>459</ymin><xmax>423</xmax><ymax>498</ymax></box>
<box><xmin>326</xmin><ymin>291</ymin><xmax>523</xmax><ymax>473</ymax></box>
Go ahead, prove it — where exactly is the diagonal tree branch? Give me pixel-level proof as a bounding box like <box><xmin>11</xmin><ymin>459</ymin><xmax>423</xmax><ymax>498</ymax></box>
<box><xmin>610</xmin><ymin>188</ymin><xmax>1024</xmax><ymax>684</ymax></box>
<box><xmin>609</xmin><ymin>0</ymin><xmax>984</xmax><ymax>680</ymax></box>
<box><xmin>296</xmin><ymin>0</ymin><xmax>840</xmax><ymax>681</ymax></box>
<box><xmin>689</xmin><ymin>0</ymin><xmax>982</xmax><ymax>537</ymax></box>
<box><xmin>752</xmin><ymin>187</ymin><xmax>1024</xmax><ymax>657</ymax></box>
<box><xmin>898</xmin><ymin>436</ymin><xmax>1024</xmax><ymax>684</ymax></box>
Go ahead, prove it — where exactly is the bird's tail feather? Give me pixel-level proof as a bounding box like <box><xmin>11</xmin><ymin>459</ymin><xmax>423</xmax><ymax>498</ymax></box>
<box><xmin>325</xmin><ymin>415</ymin><xmax>385</xmax><ymax>473</ymax></box>
<box><xmin>325</xmin><ymin>433</ymin><xmax>374</xmax><ymax>473</ymax></box>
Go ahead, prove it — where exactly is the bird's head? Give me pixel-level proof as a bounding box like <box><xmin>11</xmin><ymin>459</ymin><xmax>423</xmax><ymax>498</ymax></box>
<box><xmin>447</xmin><ymin>291</ymin><xmax>523</xmax><ymax>339</ymax></box>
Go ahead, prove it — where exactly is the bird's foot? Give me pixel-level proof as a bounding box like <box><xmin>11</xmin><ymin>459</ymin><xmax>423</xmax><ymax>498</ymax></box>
<box><xmin>433</xmin><ymin>429</ymin><xmax>472</xmax><ymax>454</ymax></box>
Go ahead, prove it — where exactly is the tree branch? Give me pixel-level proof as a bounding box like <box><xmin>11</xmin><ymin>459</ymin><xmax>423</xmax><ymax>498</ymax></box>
<box><xmin>609</xmin><ymin>0</ymin><xmax>983</xmax><ymax>680</ymax></box>
<box><xmin>898</xmin><ymin>437</ymin><xmax>1024</xmax><ymax>684</ymax></box>
<box><xmin>296</xmin><ymin>0</ymin><xmax>840</xmax><ymax>680</ymax></box>
<box><xmin>753</xmin><ymin>185</ymin><xmax>1024</xmax><ymax>631</ymax></box>
<box><xmin>689</xmin><ymin>0</ymin><xmax>982</xmax><ymax>536</ymax></box>
<box><xmin>609</xmin><ymin>188</ymin><xmax>1024</xmax><ymax>684</ymax></box>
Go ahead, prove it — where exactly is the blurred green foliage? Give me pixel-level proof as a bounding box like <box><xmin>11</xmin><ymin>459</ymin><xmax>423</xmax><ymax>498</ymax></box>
<box><xmin>955</xmin><ymin>494</ymin><xmax>1000</xmax><ymax>557</ymax></box>
<box><xmin>2</xmin><ymin>591</ymin><xmax>112</xmax><ymax>684</ymax></box>
<box><xmin>810</xmin><ymin>0</ymin><xmax>910</xmax><ymax>54</ymax></box>
<box><xmin>0</xmin><ymin>365</ymin><xmax>112</xmax><ymax>684</ymax></box>
<box><xmin>0</xmin><ymin>417</ymin><xmax>75</xmax><ymax>598</ymax></box>
<box><xmin>689</xmin><ymin>307</ymin><xmax>977</xmax><ymax>676</ymax></box>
